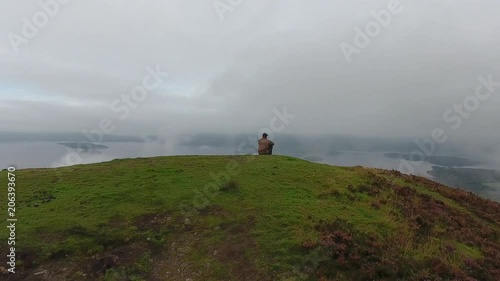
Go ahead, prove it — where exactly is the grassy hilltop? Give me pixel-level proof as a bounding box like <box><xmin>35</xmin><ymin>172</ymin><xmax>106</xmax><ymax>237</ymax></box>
<box><xmin>1</xmin><ymin>155</ymin><xmax>499</xmax><ymax>281</ymax></box>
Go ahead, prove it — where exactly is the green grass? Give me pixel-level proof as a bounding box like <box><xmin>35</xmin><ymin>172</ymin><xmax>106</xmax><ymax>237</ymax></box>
<box><xmin>1</xmin><ymin>155</ymin><xmax>499</xmax><ymax>280</ymax></box>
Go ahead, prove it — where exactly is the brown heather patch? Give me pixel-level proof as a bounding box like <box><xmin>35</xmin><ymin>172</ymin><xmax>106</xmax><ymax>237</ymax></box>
<box><xmin>299</xmin><ymin>170</ymin><xmax>500</xmax><ymax>281</ymax></box>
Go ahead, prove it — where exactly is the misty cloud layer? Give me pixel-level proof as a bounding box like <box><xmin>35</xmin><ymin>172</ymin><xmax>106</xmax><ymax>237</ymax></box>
<box><xmin>1</xmin><ymin>0</ymin><xmax>499</xmax><ymax>143</ymax></box>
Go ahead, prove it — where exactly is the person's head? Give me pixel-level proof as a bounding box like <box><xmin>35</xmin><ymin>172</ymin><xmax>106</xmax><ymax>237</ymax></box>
<box><xmin>262</xmin><ymin>133</ymin><xmax>268</xmax><ymax>139</ymax></box>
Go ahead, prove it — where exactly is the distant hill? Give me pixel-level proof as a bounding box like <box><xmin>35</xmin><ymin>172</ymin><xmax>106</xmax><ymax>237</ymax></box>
<box><xmin>57</xmin><ymin>142</ymin><xmax>109</xmax><ymax>154</ymax></box>
<box><xmin>1</xmin><ymin>156</ymin><xmax>499</xmax><ymax>280</ymax></box>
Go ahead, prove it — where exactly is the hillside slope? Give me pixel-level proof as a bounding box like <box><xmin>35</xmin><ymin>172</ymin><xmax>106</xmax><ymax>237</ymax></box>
<box><xmin>1</xmin><ymin>155</ymin><xmax>499</xmax><ymax>281</ymax></box>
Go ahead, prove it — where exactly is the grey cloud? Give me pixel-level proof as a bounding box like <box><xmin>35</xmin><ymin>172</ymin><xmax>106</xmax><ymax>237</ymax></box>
<box><xmin>0</xmin><ymin>0</ymin><xmax>499</xmax><ymax>142</ymax></box>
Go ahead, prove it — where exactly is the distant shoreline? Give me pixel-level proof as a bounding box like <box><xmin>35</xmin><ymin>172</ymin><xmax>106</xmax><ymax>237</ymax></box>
<box><xmin>384</xmin><ymin>152</ymin><xmax>479</xmax><ymax>167</ymax></box>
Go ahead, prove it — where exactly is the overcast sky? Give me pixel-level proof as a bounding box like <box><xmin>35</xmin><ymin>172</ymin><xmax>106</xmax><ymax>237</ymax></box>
<box><xmin>1</xmin><ymin>0</ymin><xmax>499</xmax><ymax>141</ymax></box>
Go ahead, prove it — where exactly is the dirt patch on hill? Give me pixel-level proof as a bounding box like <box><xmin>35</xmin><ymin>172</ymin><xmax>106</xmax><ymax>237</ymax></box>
<box><xmin>4</xmin><ymin>208</ymin><xmax>270</xmax><ymax>280</ymax></box>
<box><xmin>209</xmin><ymin>216</ymin><xmax>271</xmax><ymax>281</ymax></box>
<box><xmin>135</xmin><ymin>212</ymin><xmax>175</xmax><ymax>232</ymax></box>
<box><xmin>150</xmin><ymin>209</ymin><xmax>271</xmax><ymax>281</ymax></box>
<box><xmin>5</xmin><ymin>242</ymin><xmax>152</xmax><ymax>281</ymax></box>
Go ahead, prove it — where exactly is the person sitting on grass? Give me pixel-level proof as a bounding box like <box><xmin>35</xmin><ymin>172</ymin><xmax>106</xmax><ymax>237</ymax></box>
<box><xmin>258</xmin><ymin>133</ymin><xmax>274</xmax><ymax>155</ymax></box>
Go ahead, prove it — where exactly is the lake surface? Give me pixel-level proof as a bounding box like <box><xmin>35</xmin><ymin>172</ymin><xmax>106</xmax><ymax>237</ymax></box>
<box><xmin>297</xmin><ymin>151</ymin><xmax>437</xmax><ymax>177</ymax></box>
<box><xmin>3</xmin><ymin>141</ymin><xmax>497</xmax><ymax>176</ymax></box>
<box><xmin>0</xmin><ymin>142</ymin><xmax>232</xmax><ymax>169</ymax></box>
<box><xmin>3</xmin><ymin>141</ymin><xmax>499</xmax><ymax>201</ymax></box>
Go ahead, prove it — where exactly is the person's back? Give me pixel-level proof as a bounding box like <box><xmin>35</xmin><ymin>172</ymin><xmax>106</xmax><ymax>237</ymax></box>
<box><xmin>258</xmin><ymin>133</ymin><xmax>274</xmax><ymax>155</ymax></box>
